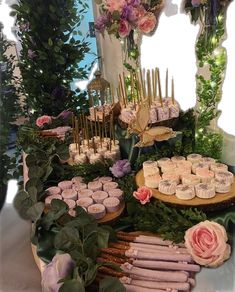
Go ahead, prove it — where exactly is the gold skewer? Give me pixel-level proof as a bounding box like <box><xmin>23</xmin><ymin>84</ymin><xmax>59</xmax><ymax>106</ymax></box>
<box><xmin>119</xmin><ymin>74</ymin><xmax>126</xmax><ymax>107</ymax></box>
<box><xmin>122</xmin><ymin>72</ymin><xmax>128</xmax><ymax>106</ymax></box>
<box><xmin>94</xmin><ymin>108</ymin><xmax>98</xmax><ymax>138</ymax></box>
<box><xmin>147</xmin><ymin>69</ymin><xmax>152</xmax><ymax>106</ymax></box>
<box><xmin>98</xmin><ymin>116</ymin><xmax>101</xmax><ymax>144</ymax></box>
<box><xmin>172</xmin><ymin>77</ymin><xmax>175</xmax><ymax>105</ymax></box>
<box><xmin>165</xmin><ymin>68</ymin><xmax>168</xmax><ymax>99</ymax></box>
<box><xmin>157</xmin><ymin>68</ymin><xmax>163</xmax><ymax>107</ymax></box>
<box><xmin>152</xmin><ymin>69</ymin><xmax>156</xmax><ymax>102</ymax></box>
<box><xmin>89</xmin><ymin>117</ymin><xmax>94</xmax><ymax>138</ymax></box>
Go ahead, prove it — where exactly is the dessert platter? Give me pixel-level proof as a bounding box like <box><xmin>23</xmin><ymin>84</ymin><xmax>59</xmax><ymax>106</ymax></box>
<box><xmin>136</xmin><ymin>154</ymin><xmax>235</xmax><ymax>211</ymax></box>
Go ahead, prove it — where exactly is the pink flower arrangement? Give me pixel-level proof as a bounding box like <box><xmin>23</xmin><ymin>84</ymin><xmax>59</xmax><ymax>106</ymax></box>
<box><xmin>36</xmin><ymin>115</ymin><xmax>52</xmax><ymax>127</ymax></box>
<box><xmin>133</xmin><ymin>186</ymin><xmax>152</xmax><ymax>204</ymax></box>
<box><xmin>184</xmin><ymin>220</ymin><xmax>231</xmax><ymax>268</ymax></box>
<box><xmin>95</xmin><ymin>0</ymin><xmax>162</xmax><ymax>38</ymax></box>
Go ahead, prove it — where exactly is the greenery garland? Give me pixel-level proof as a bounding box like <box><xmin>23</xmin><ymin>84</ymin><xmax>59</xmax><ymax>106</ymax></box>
<box><xmin>185</xmin><ymin>0</ymin><xmax>232</xmax><ymax>159</ymax></box>
<box><xmin>0</xmin><ymin>24</ymin><xmax>20</xmax><ymax>206</ymax></box>
<box><xmin>11</xmin><ymin>0</ymin><xmax>90</xmax><ymax>117</ymax></box>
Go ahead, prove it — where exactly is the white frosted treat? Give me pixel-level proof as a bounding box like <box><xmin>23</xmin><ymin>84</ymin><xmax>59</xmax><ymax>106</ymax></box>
<box><xmin>177</xmin><ymin>166</ymin><xmax>192</xmax><ymax>179</ymax></box>
<box><xmin>176</xmin><ymin>160</ymin><xmax>192</xmax><ymax>170</ymax></box>
<box><xmin>169</xmin><ymin>104</ymin><xmax>180</xmax><ymax>118</ymax></box>
<box><xmin>77</xmin><ymin>197</ymin><xmax>93</xmax><ymax>208</ymax></box>
<box><xmin>58</xmin><ymin>180</ymin><xmax>73</xmax><ymax>190</ymax></box>
<box><xmin>45</xmin><ymin>186</ymin><xmax>61</xmax><ymax>196</ymax></box>
<box><xmin>111</xmin><ymin>140</ymin><xmax>119</xmax><ymax>146</ymax></box>
<box><xmin>77</xmin><ymin>189</ymin><xmax>93</xmax><ymax>198</ymax></box>
<box><xmin>215</xmin><ymin>171</ymin><xmax>234</xmax><ymax>184</ymax></box>
<box><xmin>162</xmin><ymin>173</ymin><xmax>180</xmax><ymax>184</ymax></box>
<box><xmin>103</xmin><ymin>197</ymin><xmax>120</xmax><ymax>213</ymax></box>
<box><xmin>192</xmin><ymin>162</ymin><xmax>209</xmax><ymax>174</ymax></box>
<box><xmin>104</xmin><ymin>150</ymin><xmax>118</xmax><ymax>162</ymax></box>
<box><xmin>71</xmin><ymin>176</ymin><xmax>83</xmax><ymax>185</ymax></box>
<box><xmin>149</xmin><ymin>106</ymin><xmax>158</xmax><ymax>123</ymax></box>
<box><xmin>103</xmin><ymin>137</ymin><xmax>111</xmax><ymax>145</ymax></box>
<box><xmin>68</xmin><ymin>209</ymin><xmax>76</xmax><ymax>217</ymax></box>
<box><xmin>159</xmin><ymin>180</ymin><xmax>177</xmax><ymax>195</ymax></box>
<box><xmin>161</xmin><ymin>161</ymin><xmax>176</xmax><ymax>173</ymax></box>
<box><xmin>83</xmin><ymin>147</ymin><xmax>95</xmax><ymax>158</ymax></box>
<box><xmin>69</xmin><ymin>143</ymin><xmax>78</xmax><ymax>152</ymax></box>
<box><xmin>61</xmin><ymin>189</ymin><xmax>78</xmax><ymax>200</ymax></box>
<box><xmin>143</xmin><ymin>160</ymin><xmax>159</xmax><ymax>177</ymax></box>
<box><xmin>103</xmin><ymin>182</ymin><xmax>118</xmax><ymax>192</ymax></box>
<box><xmin>45</xmin><ymin>194</ymin><xmax>62</xmax><ymax>205</ymax></box>
<box><xmin>108</xmin><ymin>189</ymin><xmax>123</xmax><ymax>201</ymax></box>
<box><xmin>120</xmin><ymin>108</ymin><xmax>136</xmax><ymax>124</ymax></box>
<box><xmin>72</xmin><ymin>183</ymin><xmax>87</xmax><ymax>191</ymax></box>
<box><xmin>70</xmin><ymin>149</ymin><xmax>80</xmax><ymax>159</ymax></box>
<box><xmin>92</xmin><ymin>191</ymin><xmax>108</xmax><ymax>204</ymax></box>
<box><xmin>157</xmin><ymin>106</ymin><xmax>170</xmax><ymax>121</ymax></box>
<box><xmin>157</xmin><ymin>157</ymin><xmax>171</xmax><ymax>168</ymax></box>
<box><xmin>97</xmin><ymin>147</ymin><xmax>106</xmax><ymax>156</ymax></box>
<box><xmin>88</xmin><ymin>181</ymin><xmax>103</xmax><ymax>192</ymax></box>
<box><xmin>175</xmin><ymin>184</ymin><xmax>195</xmax><ymax>200</ymax></box>
<box><xmin>74</xmin><ymin>153</ymin><xmax>87</xmax><ymax>165</ymax></box>
<box><xmin>214</xmin><ymin>179</ymin><xmax>231</xmax><ymax>193</ymax></box>
<box><xmin>145</xmin><ymin>174</ymin><xmax>162</xmax><ymax>189</ymax></box>
<box><xmin>90</xmin><ymin>153</ymin><xmax>103</xmax><ymax>164</ymax></box>
<box><xmin>196</xmin><ymin>169</ymin><xmax>214</xmax><ymax>183</ymax></box>
<box><xmin>182</xmin><ymin>174</ymin><xmax>200</xmax><ymax>186</ymax></box>
<box><xmin>187</xmin><ymin>153</ymin><xmax>202</xmax><ymax>164</ymax></box>
<box><xmin>210</xmin><ymin>162</ymin><xmax>228</xmax><ymax>173</ymax></box>
<box><xmin>195</xmin><ymin>183</ymin><xmax>216</xmax><ymax>199</ymax></box>
<box><xmin>200</xmin><ymin>157</ymin><xmax>216</xmax><ymax>166</ymax></box>
<box><xmin>64</xmin><ymin>199</ymin><xmax>76</xmax><ymax>209</ymax></box>
<box><xmin>171</xmin><ymin>156</ymin><xmax>186</xmax><ymax>164</ymax></box>
<box><xmin>99</xmin><ymin>176</ymin><xmax>113</xmax><ymax>184</ymax></box>
<box><xmin>88</xmin><ymin>204</ymin><xmax>106</xmax><ymax>219</ymax></box>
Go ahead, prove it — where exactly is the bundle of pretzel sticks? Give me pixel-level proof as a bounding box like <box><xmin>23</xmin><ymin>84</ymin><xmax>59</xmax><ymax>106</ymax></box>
<box><xmin>97</xmin><ymin>231</ymin><xmax>200</xmax><ymax>292</ymax></box>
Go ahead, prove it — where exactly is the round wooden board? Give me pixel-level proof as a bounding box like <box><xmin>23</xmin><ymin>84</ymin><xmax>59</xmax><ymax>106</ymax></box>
<box><xmin>97</xmin><ymin>202</ymin><xmax>125</xmax><ymax>224</ymax></box>
<box><xmin>136</xmin><ymin>169</ymin><xmax>235</xmax><ymax>212</ymax></box>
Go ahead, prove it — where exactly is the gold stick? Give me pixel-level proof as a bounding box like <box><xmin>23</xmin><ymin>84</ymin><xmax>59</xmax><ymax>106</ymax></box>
<box><xmin>131</xmin><ymin>72</ymin><xmax>134</xmax><ymax>104</ymax></box>
<box><xmin>172</xmin><ymin>77</ymin><xmax>175</xmax><ymax>105</ymax></box>
<box><xmin>165</xmin><ymin>68</ymin><xmax>168</xmax><ymax>99</ymax></box>
<box><xmin>141</xmin><ymin>68</ymin><xmax>146</xmax><ymax>99</ymax></box>
<box><xmin>157</xmin><ymin>68</ymin><xmax>163</xmax><ymax>107</ymax></box>
<box><xmin>155</xmin><ymin>68</ymin><xmax>158</xmax><ymax>101</ymax></box>
<box><xmin>147</xmin><ymin>69</ymin><xmax>152</xmax><ymax>106</ymax></box>
<box><xmin>112</xmin><ymin>112</ymin><xmax>115</xmax><ymax>146</ymax></box>
<box><xmin>98</xmin><ymin>116</ymin><xmax>101</xmax><ymax>144</ymax></box>
<box><xmin>90</xmin><ymin>118</ymin><xmax>94</xmax><ymax>138</ymax></box>
<box><xmin>85</xmin><ymin>115</ymin><xmax>89</xmax><ymax>147</ymax></box>
<box><xmin>152</xmin><ymin>69</ymin><xmax>156</xmax><ymax>102</ymax></box>
<box><xmin>102</xmin><ymin>109</ymin><xmax>105</xmax><ymax>144</ymax></box>
<box><xmin>122</xmin><ymin>72</ymin><xmax>128</xmax><ymax>106</ymax></box>
<box><xmin>109</xmin><ymin>113</ymin><xmax>112</xmax><ymax>152</ymax></box>
<box><xmin>111</xmin><ymin>84</ymin><xmax>115</xmax><ymax>104</ymax></box>
<box><xmin>119</xmin><ymin>74</ymin><xmax>126</xmax><ymax>107</ymax></box>
<box><xmin>94</xmin><ymin>108</ymin><xmax>98</xmax><ymax>138</ymax></box>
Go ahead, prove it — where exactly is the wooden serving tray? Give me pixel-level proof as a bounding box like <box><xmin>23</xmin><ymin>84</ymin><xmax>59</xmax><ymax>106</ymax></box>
<box><xmin>97</xmin><ymin>202</ymin><xmax>125</xmax><ymax>224</ymax></box>
<box><xmin>136</xmin><ymin>169</ymin><xmax>235</xmax><ymax>212</ymax></box>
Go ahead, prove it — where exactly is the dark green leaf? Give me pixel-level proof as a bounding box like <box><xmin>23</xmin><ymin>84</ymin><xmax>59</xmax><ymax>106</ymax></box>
<box><xmin>99</xmin><ymin>277</ymin><xmax>125</xmax><ymax>292</ymax></box>
<box><xmin>59</xmin><ymin>279</ymin><xmax>85</xmax><ymax>292</ymax></box>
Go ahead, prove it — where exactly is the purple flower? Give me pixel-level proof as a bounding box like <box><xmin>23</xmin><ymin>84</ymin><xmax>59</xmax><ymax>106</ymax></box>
<box><xmin>110</xmin><ymin>159</ymin><xmax>131</xmax><ymax>178</ymax></box>
<box><xmin>57</xmin><ymin>110</ymin><xmax>73</xmax><ymax>120</ymax></box>
<box><xmin>127</xmin><ymin>0</ymin><xmax>141</xmax><ymax>7</ymax></box>
<box><xmin>41</xmin><ymin>253</ymin><xmax>75</xmax><ymax>292</ymax></box>
<box><xmin>95</xmin><ymin>13</ymin><xmax>109</xmax><ymax>33</ymax></box>
<box><xmin>191</xmin><ymin>0</ymin><xmax>201</xmax><ymax>7</ymax></box>
<box><xmin>121</xmin><ymin>5</ymin><xmax>131</xmax><ymax>20</ymax></box>
<box><xmin>28</xmin><ymin>49</ymin><xmax>36</xmax><ymax>59</ymax></box>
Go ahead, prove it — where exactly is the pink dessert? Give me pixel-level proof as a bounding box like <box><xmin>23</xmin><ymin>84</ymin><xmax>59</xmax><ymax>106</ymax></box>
<box><xmin>214</xmin><ymin>179</ymin><xmax>231</xmax><ymax>193</ymax></box>
<box><xmin>157</xmin><ymin>106</ymin><xmax>170</xmax><ymax>121</ymax></box>
<box><xmin>92</xmin><ymin>191</ymin><xmax>108</xmax><ymax>204</ymax></box>
<box><xmin>149</xmin><ymin>107</ymin><xmax>158</xmax><ymax>123</ymax></box>
<box><xmin>77</xmin><ymin>189</ymin><xmax>93</xmax><ymax>198</ymax></box>
<box><xmin>159</xmin><ymin>180</ymin><xmax>177</xmax><ymax>195</ymax></box>
<box><xmin>103</xmin><ymin>182</ymin><xmax>118</xmax><ymax>192</ymax></box>
<box><xmin>88</xmin><ymin>181</ymin><xmax>103</xmax><ymax>192</ymax></box>
<box><xmin>108</xmin><ymin>188</ymin><xmax>123</xmax><ymax>201</ymax></box>
<box><xmin>196</xmin><ymin>169</ymin><xmax>214</xmax><ymax>183</ymax></box>
<box><xmin>176</xmin><ymin>160</ymin><xmax>192</xmax><ymax>170</ymax></box>
<box><xmin>71</xmin><ymin>176</ymin><xmax>83</xmax><ymax>185</ymax></box>
<box><xmin>210</xmin><ymin>163</ymin><xmax>228</xmax><ymax>173</ymax></box>
<box><xmin>187</xmin><ymin>153</ymin><xmax>202</xmax><ymax>164</ymax></box>
<box><xmin>161</xmin><ymin>161</ymin><xmax>176</xmax><ymax>173</ymax></box>
<box><xmin>200</xmin><ymin>157</ymin><xmax>216</xmax><ymax>166</ymax></box>
<box><xmin>61</xmin><ymin>189</ymin><xmax>78</xmax><ymax>200</ymax></box>
<box><xmin>162</xmin><ymin>173</ymin><xmax>180</xmax><ymax>184</ymax></box>
<box><xmin>45</xmin><ymin>186</ymin><xmax>61</xmax><ymax>196</ymax></box>
<box><xmin>88</xmin><ymin>204</ymin><xmax>106</xmax><ymax>219</ymax></box>
<box><xmin>195</xmin><ymin>183</ymin><xmax>215</xmax><ymax>199</ymax></box>
<box><xmin>143</xmin><ymin>161</ymin><xmax>159</xmax><ymax>177</ymax></box>
<box><xmin>72</xmin><ymin>183</ymin><xmax>87</xmax><ymax>191</ymax></box>
<box><xmin>68</xmin><ymin>209</ymin><xmax>76</xmax><ymax>217</ymax></box>
<box><xmin>157</xmin><ymin>157</ymin><xmax>171</xmax><ymax>168</ymax></box>
<box><xmin>64</xmin><ymin>199</ymin><xmax>76</xmax><ymax>209</ymax></box>
<box><xmin>98</xmin><ymin>176</ymin><xmax>113</xmax><ymax>184</ymax></box>
<box><xmin>181</xmin><ymin>174</ymin><xmax>200</xmax><ymax>186</ymax></box>
<box><xmin>58</xmin><ymin>180</ymin><xmax>73</xmax><ymax>190</ymax></box>
<box><xmin>77</xmin><ymin>197</ymin><xmax>93</xmax><ymax>208</ymax></box>
<box><xmin>145</xmin><ymin>174</ymin><xmax>162</xmax><ymax>189</ymax></box>
<box><xmin>171</xmin><ymin>156</ymin><xmax>186</xmax><ymax>164</ymax></box>
<box><xmin>169</xmin><ymin>104</ymin><xmax>180</xmax><ymax>118</ymax></box>
<box><xmin>45</xmin><ymin>194</ymin><xmax>62</xmax><ymax>205</ymax></box>
<box><xmin>215</xmin><ymin>171</ymin><xmax>234</xmax><ymax>185</ymax></box>
<box><xmin>103</xmin><ymin>197</ymin><xmax>120</xmax><ymax>213</ymax></box>
<box><xmin>175</xmin><ymin>184</ymin><xmax>195</xmax><ymax>200</ymax></box>
<box><xmin>192</xmin><ymin>162</ymin><xmax>209</xmax><ymax>174</ymax></box>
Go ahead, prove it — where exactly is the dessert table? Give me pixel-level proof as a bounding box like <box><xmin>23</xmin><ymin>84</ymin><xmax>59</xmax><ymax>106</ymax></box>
<box><xmin>1</xmin><ymin>200</ymin><xmax>235</xmax><ymax>292</ymax></box>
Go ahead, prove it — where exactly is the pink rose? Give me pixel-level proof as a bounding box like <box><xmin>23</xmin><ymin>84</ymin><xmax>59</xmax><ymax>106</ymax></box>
<box><xmin>133</xmin><ymin>186</ymin><xmax>152</xmax><ymax>205</ymax></box>
<box><xmin>128</xmin><ymin>7</ymin><xmax>145</xmax><ymax>23</ymax></box>
<box><xmin>36</xmin><ymin>115</ymin><xmax>52</xmax><ymax>127</ymax></box>
<box><xmin>106</xmin><ymin>0</ymin><xmax>126</xmax><ymax>13</ymax></box>
<box><xmin>138</xmin><ymin>12</ymin><xmax>157</xmax><ymax>34</ymax></box>
<box><xmin>118</xmin><ymin>20</ymin><xmax>131</xmax><ymax>38</ymax></box>
<box><xmin>184</xmin><ymin>220</ymin><xmax>231</xmax><ymax>268</ymax></box>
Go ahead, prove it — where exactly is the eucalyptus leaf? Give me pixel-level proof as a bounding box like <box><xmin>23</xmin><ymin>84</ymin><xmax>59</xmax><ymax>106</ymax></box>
<box><xmin>99</xmin><ymin>277</ymin><xmax>125</xmax><ymax>292</ymax></box>
<box><xmin>54</xmin><ymin>226</ymin><xmax>82</xmax><ymax>252</ymax></box>
<box><xmin>97</xmin><ymin>227</ymin><xmax>109</xmax><ymax>249</ymax></box>
<box><xmin>59</xmin><ymin>279</ymin><xmax>85</xmax><ymax>292</ymax></box>
<box><xmin>26</xmin><ymin>202</ymin><xmax>45</xmax><ymax>221</ymax></box>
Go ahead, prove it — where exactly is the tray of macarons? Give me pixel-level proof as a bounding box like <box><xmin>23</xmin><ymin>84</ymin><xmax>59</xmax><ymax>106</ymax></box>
<box><xmin>44</xmin><ymin>176</ymin><xmax>125</xmax><ymax>223</ymax></box>
<box><xmin>136</xmin><ymin>153</ymin><xmax>235</xmax><ymax>211</ymax></box>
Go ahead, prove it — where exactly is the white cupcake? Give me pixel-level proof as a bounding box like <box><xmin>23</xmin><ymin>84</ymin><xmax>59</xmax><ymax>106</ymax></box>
<box><xmin>159</xmin><ymin>180</ymin><xmax>177</xmax><ymax>195</ymax></box>
<box><xmin>195</xmin><ymin>183</ymin><xmax>216</xmax><ymax>199</ymax></box>
<box><xmin>175</xmin><ymin>184</ymin><xmax>195</xmax><ymax>200</ymax></box>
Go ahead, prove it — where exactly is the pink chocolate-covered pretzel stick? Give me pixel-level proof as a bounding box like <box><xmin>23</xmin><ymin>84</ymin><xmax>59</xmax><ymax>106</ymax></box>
<box><xmin>120</xmin><ymin>276</ymin><xmax>190</xmax><ymax>291</ymax></box>
<box><xmin>128</xmin><ymin>242</ymin><xmax>189</xmax><ymax>254</ymax></box>
<box><xmin>125</xmin><ymin>248</ymin><xmax>192</xmax><ymax>262</ymax></box>
<box><xmin>135</xmin><ymin>235</ymin><xmax>185</xmax><ymax>247</ymax></box>
<box><xmin>132</xmin><ymin>259</ymin><xmax>200</xmax><ymax>272</ymax></box>
<box><xmin>121</xmin><ymin>262</ymin><xmax>188</xmax><ymax>283</ymax></box>
<box><xmin>124</xmin><ymin>284</ymin><xmax>170</xmax><ymax>292</ymax></box>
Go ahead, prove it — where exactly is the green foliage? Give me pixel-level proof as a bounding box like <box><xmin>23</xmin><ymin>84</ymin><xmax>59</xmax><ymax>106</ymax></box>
<box><xmin>99</xmin><ymin>277</ymin><xmax>125</xmax><ymax>292</ymax></box>
<box><xmin>0</xmin><ymin>24</ymin><xmax>20</xmax><ymax>191</ymax></box>
<box><xmin>12</xmin><ymin>0</ymin><xmax>90</xmax><ymax>117</ymax></box>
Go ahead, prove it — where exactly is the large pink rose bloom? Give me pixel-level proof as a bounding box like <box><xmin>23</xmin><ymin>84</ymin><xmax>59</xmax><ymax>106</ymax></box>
<box><xmin>36</xmin><ymin>115</ymin><xmax>52</xmax><ymax>127</ymax></box>
<box><xmin>138</xmin><ymin>12</ymin><xmax>157</xmax><ymax>34</ymax></box>
<box><xmin>133</xmin><ymin>186</ymin><xmax>152</xmax><ymax>205</ymax></box>
<box><xmin>118</xmin><ymin>20</ymin><xmax>131</xmax><ymax>38</ymax></box>
<box><xmin>106</xmin><ymin>0</ymin><xmax>126</xmax><ymax>13</ymax></box>
<box><xmin>184</xmin><ymin>220</ymin><xmax>231</xmax><ymax>268</ymax></box>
